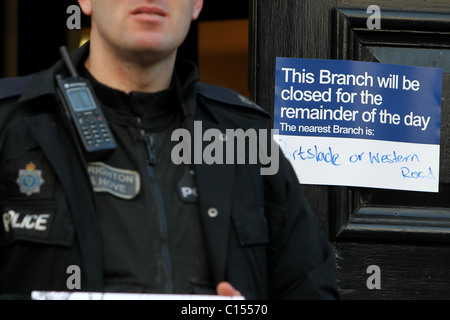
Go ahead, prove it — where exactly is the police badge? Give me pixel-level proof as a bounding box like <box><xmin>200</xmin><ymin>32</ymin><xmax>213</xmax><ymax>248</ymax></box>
<box><xmin>16</xmin><ymin>162</ymin><xmax>45</xmax><ymax>196</ymax></box>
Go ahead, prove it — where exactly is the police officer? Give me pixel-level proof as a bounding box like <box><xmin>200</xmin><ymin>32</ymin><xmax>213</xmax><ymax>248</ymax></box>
<box><xmin>0</xmin><ymin>0</ymin><xmax>339</xmax><ymax>299</ymax></box>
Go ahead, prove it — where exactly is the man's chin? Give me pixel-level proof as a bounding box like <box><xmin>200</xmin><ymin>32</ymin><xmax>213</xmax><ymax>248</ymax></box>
<box><xmin>124</xmin><ymin>36</ymin><xmax>172</xmax><ymax>53</ymax></box>
<box><xmin>119</xmin><ymin>43</ymin><xmax>175</xmax><ymax>63</ymax></box>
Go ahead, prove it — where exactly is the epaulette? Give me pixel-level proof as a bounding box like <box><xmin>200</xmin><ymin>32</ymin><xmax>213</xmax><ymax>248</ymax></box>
<box><xmin>197</xmin><ymin>82</ymin><xmax>271</xmax><ymax>118</ymax></box>
<box><xmin>0</xmin><ymin>75</ymin><xmax>34</xmax><ymax>101</ymax></box>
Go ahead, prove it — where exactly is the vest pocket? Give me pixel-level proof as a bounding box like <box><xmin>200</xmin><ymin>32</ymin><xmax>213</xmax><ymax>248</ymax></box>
<box><xmin>232</xmin><ymin>205</ymin><xmax>269</xmax><ymax>246</ymax></box>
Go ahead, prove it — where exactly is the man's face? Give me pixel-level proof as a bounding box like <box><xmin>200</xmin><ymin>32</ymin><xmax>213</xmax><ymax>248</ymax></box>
<box><xmin>79</xmin><ymin>0</ymin><xmax>203</xmax><ymax>59</ymax></box>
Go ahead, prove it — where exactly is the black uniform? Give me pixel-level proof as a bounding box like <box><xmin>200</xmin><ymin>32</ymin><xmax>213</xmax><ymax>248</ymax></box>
<box><xmin>0</xmin><ymin>43</ymin><xmax>339</xmax><ymax>299</ymax></box>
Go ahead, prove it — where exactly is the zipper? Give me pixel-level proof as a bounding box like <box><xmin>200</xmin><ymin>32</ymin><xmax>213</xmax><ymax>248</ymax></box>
<box><xmin>142</xmin><ymin>130</ymin><xmax>174</xmax><ymax>293</ymax></box>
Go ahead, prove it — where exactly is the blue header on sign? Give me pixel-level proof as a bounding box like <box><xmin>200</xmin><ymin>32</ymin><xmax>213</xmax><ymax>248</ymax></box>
<box><xmin>274</xmin><ymin>58</ymin><xmax>442</xmax><ymax>145</ymax></box>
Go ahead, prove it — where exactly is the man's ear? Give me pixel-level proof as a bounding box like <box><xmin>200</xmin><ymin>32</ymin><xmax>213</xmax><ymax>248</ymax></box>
<box><xmin>78</xmin><ymin>0</ymin><xmax>93</xmax><ymax>16</ymax></box>
<box><xmin>192</xmin><ymin>0</ymin><xmax>204</xmax><ymax>20</ymax></box>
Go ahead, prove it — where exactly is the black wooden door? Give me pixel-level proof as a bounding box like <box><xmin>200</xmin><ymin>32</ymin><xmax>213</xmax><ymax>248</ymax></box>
<box><xmin>250</xmin><ymin>0</ymin><xmax>450</xmax><ymax>299</ymax></box>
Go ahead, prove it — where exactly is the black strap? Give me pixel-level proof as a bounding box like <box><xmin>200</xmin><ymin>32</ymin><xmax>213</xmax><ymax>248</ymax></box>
<box><xmin>25</xmin><ymin>114</ymin><xmax>104</xmax><ymax>291</ymax></box>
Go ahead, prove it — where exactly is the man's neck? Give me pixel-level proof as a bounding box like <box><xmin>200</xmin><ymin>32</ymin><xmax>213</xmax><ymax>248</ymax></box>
<box><xmin>84</xmin><ymin>39</ymin><xmax>176</xmax><ymax>94</ymax></box>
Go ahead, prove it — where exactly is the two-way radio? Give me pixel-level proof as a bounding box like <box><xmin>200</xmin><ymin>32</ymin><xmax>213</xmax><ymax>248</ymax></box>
<box><xmin>56</xmin><ymin>46</ymin><xmax>116</xmax><ymax>161</ymax></box>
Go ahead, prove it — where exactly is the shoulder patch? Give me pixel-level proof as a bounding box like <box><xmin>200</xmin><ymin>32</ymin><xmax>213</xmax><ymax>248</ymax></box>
<box><xmin>0</xmin><ymin>75</ymin><xmax>34</xmax><ymax>101</ymax></box>
<box><xmin>197</xmin><ymin>82</ymin><xmax>271</xmax><ymax>118</ymax></box>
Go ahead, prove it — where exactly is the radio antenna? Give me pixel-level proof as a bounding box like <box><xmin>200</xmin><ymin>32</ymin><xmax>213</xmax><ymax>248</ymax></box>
<box><xmin>59</xmin><ymin>46</ymin><xmax>79</xmax><ymax>77</ymax></box>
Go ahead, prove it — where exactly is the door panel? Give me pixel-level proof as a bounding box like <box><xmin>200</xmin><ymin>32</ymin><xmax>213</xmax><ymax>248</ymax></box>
<box><xmin>331</xmin><ymin>8</ymin><xmax>450</xmax><ymax>298</ymax></box>
<box><xmin>250</xmin><ymin>0</ymin><xmax>450</xmax><ymax>299</ymax></box>
<box><xmin>332</xmin><ymin>8</ymin><xmax>450</xmax><ymax>240</ymax></box>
